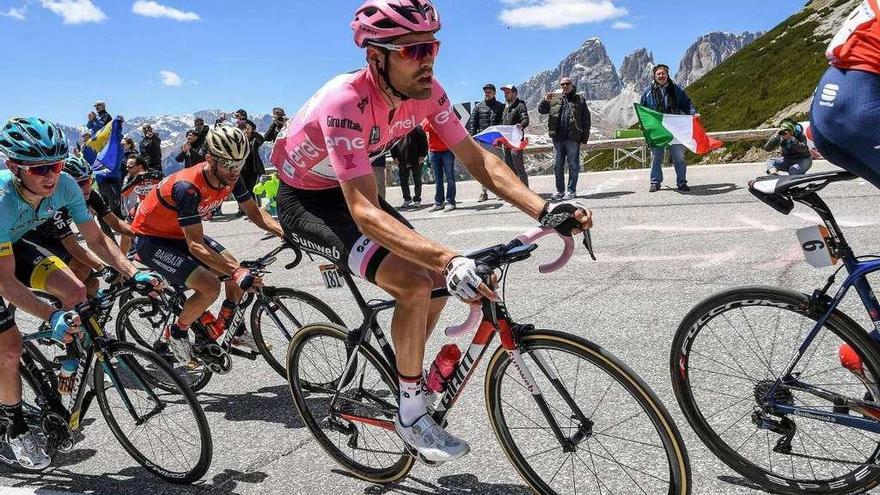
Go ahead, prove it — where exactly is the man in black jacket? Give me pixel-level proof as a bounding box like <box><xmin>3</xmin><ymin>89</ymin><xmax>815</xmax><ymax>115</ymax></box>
<box><xmin>174</xmin><ymin>130</ymin><xmax>206</xmax><ymax>169</ymax></box>
<box><xmin>264</xmin><ymin>107</ymin><xmax>288</xmax><ymax>142</ymax></box>
<box><xmin>468</xmin><ymin>83</ymin><xmax>504</xmax><ymax>202</ymax></box>
<box><xmin>390</xmin><ymin>125</ymin><xmax>428</xmax><ymax>209</ymax></box>
<box><xmin>500</xmin><ymin>84</ymin><xmax>531</xmax><ymax>188</ymax></box>
<box><xmin>239</xmin><ymin>120</ymin><xmax>267</xmax><ymax>216</ymax></box>
<box><xmin>192</xmin><ymin>117</ymin><xmax>209</xmax><ymax>150</ymax></box>
<box><xmin>139</xmin><ymin>124</ymin><xmax>163</xmax><ymax>174</ymax></box>
<box><xmin>539</xmin><ymin>76</ymin><xmax>591</xmax><ymax>200</ymax></box>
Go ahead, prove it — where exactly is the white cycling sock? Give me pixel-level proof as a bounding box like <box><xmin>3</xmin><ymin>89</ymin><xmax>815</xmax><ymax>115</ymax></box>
<box><xmin>398</xmin><ymin>374</ymin><xmax>427</xmax><ymax>427</ymax></box>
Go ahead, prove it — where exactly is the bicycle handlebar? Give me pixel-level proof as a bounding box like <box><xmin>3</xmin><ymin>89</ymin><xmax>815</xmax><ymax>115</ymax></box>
<box><xmin>445</xmin><ymin>226</ymin><xmax>590</xmax><ymax>337</ymax></box>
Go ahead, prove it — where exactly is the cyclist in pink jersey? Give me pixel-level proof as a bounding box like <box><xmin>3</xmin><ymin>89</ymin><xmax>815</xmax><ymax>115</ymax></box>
<box><xmin>810</xmin><ymin>0</ymin><xmax>880</xmax><ymax>186</ymax></box>
<box><xmin>271</xmin><ymin>0</ymin><xmax>593</xmax><ymax>463</ymax></box>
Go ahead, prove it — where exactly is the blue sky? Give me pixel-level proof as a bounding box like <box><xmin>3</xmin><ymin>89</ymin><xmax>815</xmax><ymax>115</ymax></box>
<box><xmin>0</xmin><ymin>0</ymin><xmax>806</xmax><ymax>127</ymax></box>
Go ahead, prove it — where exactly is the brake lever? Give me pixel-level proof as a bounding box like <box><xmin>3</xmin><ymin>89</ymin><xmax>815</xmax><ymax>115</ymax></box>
<box><xmin>583</xmin><ymin>230</ymin><xmax>597</xmax><ymax>261</ymax></box>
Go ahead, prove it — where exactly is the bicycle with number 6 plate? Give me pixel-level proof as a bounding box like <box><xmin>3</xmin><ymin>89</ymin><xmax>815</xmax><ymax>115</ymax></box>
<box><xmin>0</xmin><ymin>272</ymin><xmax>212</xmax><ymax>483</ymax></box>
<box><xmin>117</xmin><ymin>241</ymin><xmax>344</xmax><ymax>391</ymax></box>
<box><xmin>286</xmin><ymin>226</ymin><xmax>691</xmax><ymax>494</ymax></box>
<box><xmin>670</xmin><ymin>170</ymin><xmax>880</xmax><ymax>494</ymax></box>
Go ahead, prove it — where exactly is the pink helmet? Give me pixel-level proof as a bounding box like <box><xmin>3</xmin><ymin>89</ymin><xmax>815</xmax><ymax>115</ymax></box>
<box><xmin>351</xmin><ymin>0</ymin><xmax>441</xmax><ymax>48</ymax></box>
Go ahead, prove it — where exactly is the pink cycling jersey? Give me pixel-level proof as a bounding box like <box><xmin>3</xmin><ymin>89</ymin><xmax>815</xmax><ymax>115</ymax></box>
<box><xmin>270</xmin><ymin>68</ymin><xmax>468</xmax><ymax>190</ymax></box>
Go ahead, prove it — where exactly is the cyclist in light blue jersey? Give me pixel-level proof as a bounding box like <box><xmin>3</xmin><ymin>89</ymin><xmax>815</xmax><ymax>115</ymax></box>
<box><xmin>0</xmin><ymin>117</ymin><xmax>163</xmax><ymax>470</ymax></box>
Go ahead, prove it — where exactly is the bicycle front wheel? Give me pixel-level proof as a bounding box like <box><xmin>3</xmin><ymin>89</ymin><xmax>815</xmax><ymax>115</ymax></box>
<box><xmin>251</xmin><ymin>287</ymin><xmax>345</xmax><ymax>378</ymax></box>
<box><xmin>286</xmin><ymin>323</ymin><xmax>413</xmax><ymax>483</ymax></box>
<box><xmin>94</xmin><ymin>341</ymin><xmax>212</xmax><ymax>484</ymax></box>
<box><xmin>486</xmin><ymin>329</ymin><xmax>691</xmax><ymax>495</ymax></box>
<box><xmin>671</xmin><ymin>286</ymin><xmax>880</xmax><ymax>495</ymax></box>
<box><xmin>116</xmin><ymin>296</ymin><xmax>212</xmax><ymax>392</ymax></box>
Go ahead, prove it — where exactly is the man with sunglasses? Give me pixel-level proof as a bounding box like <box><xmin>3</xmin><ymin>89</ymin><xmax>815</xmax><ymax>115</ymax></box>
<box><xmin>0</xmin><ymin>117</ymin><xmax>162</xmax><ymax>470</ymax></box>
<box><xmin>23</xmin><ymin>155</ymin><xmax>136</xmax><ymax>298</ymax></box>
<box><xmin>271</xmin><ymin>0</ymin><xmax>593</xmax><ymax>463</ymax></box>
<box><xmin>131</xmin><ymin>125</ymin><xmax>285</xmax><ymax>367</ymax></box>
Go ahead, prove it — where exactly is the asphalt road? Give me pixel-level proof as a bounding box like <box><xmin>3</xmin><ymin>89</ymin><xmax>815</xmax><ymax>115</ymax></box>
<box><xmin>3</xmin><ymin>160</ymin><xmax>880</xmax><ymax>495</ymax></box>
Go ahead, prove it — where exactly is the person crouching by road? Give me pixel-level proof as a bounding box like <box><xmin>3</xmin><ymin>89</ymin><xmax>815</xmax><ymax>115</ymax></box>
<box><xmin>764</xmin><ymin>119</ymin><xmax>812</xmax><ymax>176</ymax></box>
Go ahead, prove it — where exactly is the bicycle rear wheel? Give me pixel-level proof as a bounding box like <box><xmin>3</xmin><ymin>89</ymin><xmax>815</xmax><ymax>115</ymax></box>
<box><xmin>486</xmin><ymin>329</ymin><xmax>691</xmax><ymax>495</ymax></box>
<box><xmin>251</xmin><ymin>287</ymin><xmax>345</xmax><ymax>378</ymax></box>
<box><xmin>671</xmin><ymin>286</ymin><xmax>880</xmax><ymax>494</ymax></box>
<box><xmin>94</xmin><ymin>341</ymin><xmax>212</xmax><ymax>484</ymax></box>
<box><xmin>116</xmin><ymin>296</ymin><xmax>212</xmax><ymax>392</ymax></box>
<box><xmin>286</xmin><ymin>323</ymin><xmax>413</xmax><ymax>483</ymax></box>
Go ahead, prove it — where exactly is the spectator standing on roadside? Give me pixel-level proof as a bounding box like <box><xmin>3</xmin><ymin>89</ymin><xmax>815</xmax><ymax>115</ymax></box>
<box><xmin>423</xmin><ymin>119</ymin><xmax>457</xmax><ymax>212</ymax></box>
<box><xmin>764</xmin><ymin>119</ymin><xmax>812</xmax><ymax>176</ymax></box>
<box><xmin>467</xmin><ymin>83</ymin><xmax>504</xmax><ymax>202</ymax></box>
<box><xmin>640</xmin><ymin>64</ymin><xmax>697</xmax><ymax>192</ymax></box>
<box><xmin>139</xmin><ymin>124</ymin><xmax>163</xmax><ymax>174</ymax></box>
<box><xmin>390</xmin><ymin>125</ymin><xmax>428</xmax><ymax>209</ymax></box>
<box><xmin>264</xmin><ymin>107</ymin><xmax>288</xmax><ymax>142</ymax></box>
<box><xmin>372</xmin><ymin>153</ymin><xmax>388</xmax><ymax>199</ymax></box>
<box><xmin>192</xmin><ymin>117</ymin><xmax>209</xmax><ymax>150</ymax></box>
<box><xmin>175</xmin><ymin>130</ymin><xmax>206</xmax><ymax>169</ymax></box>
<box><xmin>87</xmin><ymin>100</ymin><xmax>112</xmax><ymax>134</ymax></box>
<box><xmin>500</xmin><ymin>83</ymin><xmax>531</xmax><ymax>188</ymax></box>
<box><xmin>538</xmin><ymin>76</ymin><xmax>591</xmax><ymax>199</ymax></box>
<box><xmin>233</xmin><ymin>109</ymin><xmax>249</xmax><ymax>130</ymax></box>
<box><xmin>239</xmin><ymin>120</ymin><xmax>266</xmax><ymax>217</ymax></box>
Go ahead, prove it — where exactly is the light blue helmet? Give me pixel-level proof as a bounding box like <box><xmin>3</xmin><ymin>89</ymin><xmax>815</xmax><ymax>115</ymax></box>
<box><xmin>0</xmin><ymin>117</ymin><xmax>68</xmax><ymax>163</ymax></box>
<box><xmin>63</xmin><ymin>155</ymin><xmax>92</xmax><ymax>181</ymax></box>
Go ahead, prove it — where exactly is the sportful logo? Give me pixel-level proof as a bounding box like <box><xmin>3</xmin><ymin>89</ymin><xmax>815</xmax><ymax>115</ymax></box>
<box><xmin>326</xmin><ymin>116</ymin><xmax>363</xmax><ymax>132</ymax></box>
<box><xmin>819</xmin><ymin>83</ymin><xmax>839</xmax><ymax>108</ymax></box>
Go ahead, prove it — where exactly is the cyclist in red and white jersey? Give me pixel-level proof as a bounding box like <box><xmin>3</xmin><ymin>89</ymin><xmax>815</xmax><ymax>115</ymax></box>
<box><xmin>271</xmin><ymin>0</ymin><xmax>593</xmax><ymax>462</ymax></box>
<box><xmin>810</xmin><ymin>0</ymin><xmax>880</xmax><ymax>186</ymax></box>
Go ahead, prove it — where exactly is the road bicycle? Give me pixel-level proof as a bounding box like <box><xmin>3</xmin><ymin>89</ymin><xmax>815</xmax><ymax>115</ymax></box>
<box><xmin>117</xmin><ymin>241</ymin><xmax>343</xmax><ymax>391</ymax></box>
<box><xmin>0</xmin><ymin>273</ymin><xmax>213</xmax><ymax>483</ymax></box>
<box><xmin>287</xmin><ymin>226</ymin><xmax>691</xmax><ymax>494</ymax></box>
<box><xmin>670</xmin><ymin>170</ymin><xmax>880</xmax><ymax>494</ymax></box>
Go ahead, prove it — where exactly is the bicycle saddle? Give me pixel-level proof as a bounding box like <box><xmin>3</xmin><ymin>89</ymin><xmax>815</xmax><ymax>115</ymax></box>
<box><xmin>749</xmin><ymin>171</ymin><xmax>857</xmax><ymax>215</ymax></box>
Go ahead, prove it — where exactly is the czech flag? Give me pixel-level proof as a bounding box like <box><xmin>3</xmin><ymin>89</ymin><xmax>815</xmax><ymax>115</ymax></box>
<box><xmin>474</xmin><ymin>125</ymin><xmax>528</xmax><ymax>150</ymax></box>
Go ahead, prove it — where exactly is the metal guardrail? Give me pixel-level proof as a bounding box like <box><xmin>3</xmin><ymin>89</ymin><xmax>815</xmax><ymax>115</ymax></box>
<box><xmin>522</xmin><ymin>128</ymin><xmax>775</xmax><ymax>155</ymax></box>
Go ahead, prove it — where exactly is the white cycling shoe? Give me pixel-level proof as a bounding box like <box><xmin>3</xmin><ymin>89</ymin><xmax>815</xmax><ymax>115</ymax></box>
<box><xmin>394</xmin><ymin>414</ymin><xmax>470</xmax><ymax>463</ymax></box>
<box><xmin>163</xmin><ymin>327</ymin><xmax>197</xmax><ymax>369</ymax></box>
<box><xmin>7</xmin><ymin>430</ymin><xmax>50</xmax><ymax>470</ymax></box>
<box><xmin>233</xmin><ymin>331</ymin><xmax>263</xmax><ymax>352</ymax></box>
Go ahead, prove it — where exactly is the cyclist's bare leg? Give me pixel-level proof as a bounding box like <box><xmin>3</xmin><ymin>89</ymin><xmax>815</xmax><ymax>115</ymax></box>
<box><xmin>0</xmin><ymin>327</ymin><xmax>22</xmax><ymax>406</ymax></box>
<box><xmin>375</xmin><ymin>254</ymin><xmax>434</xmax><ymax>377</ymax></box>
<box><xmin>181</xmin><ymin>267</ymin><xmax>221</xmax><ymax>327</ymax></box>
<box><xmin>68</xmin><ymin>258</ymin><xmax>98</xmax><ymax>297</ymax></box>
<box><xmin>425</xmin><ymin>271</ymin><xmax>448</xmax><ymax>338</ymax></box>
<box><xmin>42</xmin><ymin>266</ymin><xmax>87</xmax><ymax>309</ymax></box>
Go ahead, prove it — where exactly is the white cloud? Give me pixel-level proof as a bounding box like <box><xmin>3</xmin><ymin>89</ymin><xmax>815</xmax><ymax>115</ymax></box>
<box><xmin>160</xmin><ymin>70</ymin><xmax>183</xmax><ymax>87</ymax></box>
<box><xmin>132</xmin><ymin>1</ymin><xmax>199</xmax><ymax>22</ymax></box>
<box><xmin>499</xmin><ymin>0</ymin><xmax>627</xmax><ymax>29</ymax></box>
<box><xmin>611</xmin><ymin>21</ymin><xmax>634</xmax><ymax>29</ymax></box>
<box><xmin>0</xmin><ymin>6</ymin><xmax>27</xmax><ymax>20</ymax></box>
<box><xmin>40</xmin><ymin>0</ymin><xmax>106</xmax><ymax>24</ymax></box>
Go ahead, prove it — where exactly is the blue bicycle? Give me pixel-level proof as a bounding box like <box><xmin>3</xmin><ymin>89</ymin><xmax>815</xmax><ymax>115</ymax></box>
<box><xmin>670</xmin><ymin>170</ymin><xmax>880</xmax><ymax>494</ymax></box>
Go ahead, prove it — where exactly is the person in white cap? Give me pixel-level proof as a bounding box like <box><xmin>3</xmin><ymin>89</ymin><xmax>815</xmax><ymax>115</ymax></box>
<box><xmin>87</xmin><ymin>100</ymin><xmax>112</xmax><ymax>134</ymax></box>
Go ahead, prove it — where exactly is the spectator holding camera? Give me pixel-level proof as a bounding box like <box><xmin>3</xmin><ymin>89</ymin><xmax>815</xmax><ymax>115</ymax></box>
<box><xmin>139</xmin><ymin>124</ymin><xmax>163</xmax><ymax>174</ymax></box>
<box><xmin>175</xmin><ymin>130</ymin><xmax>206</xmax><ymax>169</ymax></box>
<box><xmin>264</xmin><ymin>107</ymin><xmax>288</xmax><ymax>142</ymax></box>
<box><xmin>764</xmin><ymin>119</ymin><xmax>812</xmax><ymax>175</ymax></box>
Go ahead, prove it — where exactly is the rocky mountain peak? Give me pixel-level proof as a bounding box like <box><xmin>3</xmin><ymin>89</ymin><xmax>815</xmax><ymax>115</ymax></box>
<box><xmin>675</xmin><ymin>31</ymin><xmax>762</xmax><ymax>87</ymax></box>
<box><xmin>619</xmin><ymin>48</ymin><xmax>655</xmax><ymax>92</ymax></box>
<box><xmin>517</xmin><ymin>37</ymin><xmax>622</xmax><ymax>108</ymax></box>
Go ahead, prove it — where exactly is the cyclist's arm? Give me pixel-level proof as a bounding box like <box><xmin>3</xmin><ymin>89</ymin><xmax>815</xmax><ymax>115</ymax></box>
<box><xmin>240</xmin><ymin>198</ymin><xmax>283</xmax><ymax>238</ymax></box>
<box><xmin>101</xmin><ymin>212</ymin><xmax>133</xmax><ymax>236</ymax></box>
<box><xmin>448</xmin><ymin>135</ymin><xmax>545</xmax><ymax>220</ymax></box>
<box><xmin>181</xmin><ymin>222</ymin><xmax>238</xmax><ymax>276</ymax></box>
<box><xmin>77</xmin><ymin>221</ymin><xmax>137</xmax><ymax>278</ymax></box>
<box><xmin>0</xmin><ymin>247</ymin><xmax>57</xmax><ymax>320</ymax></box>
<box><xmin>60</xmin><ymin>235</ymin><xmax>104</xmax><ymax>272</ymax></box>
<box><xmin>340</xmin><ymin>175</ymin><xmax>455</xmax><ymax>273</ymax></box>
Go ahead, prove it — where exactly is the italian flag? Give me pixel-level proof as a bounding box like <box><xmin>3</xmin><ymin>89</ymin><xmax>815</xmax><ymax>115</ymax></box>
<box><xmin>633</xmin><ymin>104</ymin><xmax>723</xmax><ymax>155</ymax></box>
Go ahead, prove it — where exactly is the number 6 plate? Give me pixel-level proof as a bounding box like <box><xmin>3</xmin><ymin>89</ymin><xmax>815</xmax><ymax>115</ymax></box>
<box><xmin>796</xmin><ymin>225</ymin><xmax>837</xmax><ymax>268</ymax></box>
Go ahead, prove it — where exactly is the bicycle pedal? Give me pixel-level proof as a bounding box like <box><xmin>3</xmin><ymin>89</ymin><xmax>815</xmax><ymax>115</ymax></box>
<box><xmin>415</xmin><ymin>452</ymin><xmax>445</xmax><ymax>468</ymax></box>
<box><xmin>228</xmin><ymin>347</ymin><xmax>259</xmax><ymax>360</ymax></box>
